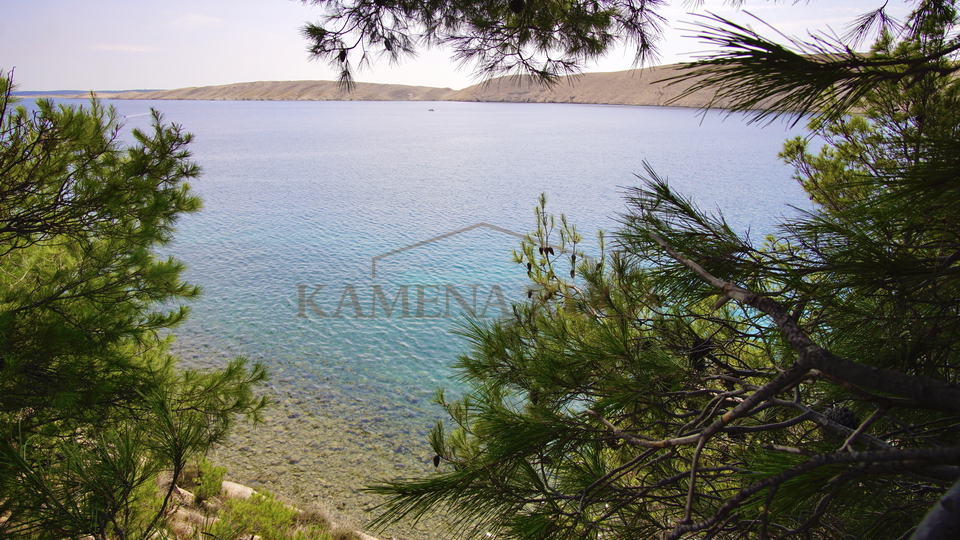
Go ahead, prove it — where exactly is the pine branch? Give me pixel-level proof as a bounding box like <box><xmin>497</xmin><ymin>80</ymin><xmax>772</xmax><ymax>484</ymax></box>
<box><xmin>668</xmin><ymin>445</ymin><xmax>960</xmax><ymax>540</ymax></box>
<box><xmin>648</xmin><ymin>231</ymin><xmax>960</xmax><ymax>413</ymax></box>
<box><xmin>664</xmin><ymin>12</ymin><xmax>960</xmax><ymax>123</ymax></box>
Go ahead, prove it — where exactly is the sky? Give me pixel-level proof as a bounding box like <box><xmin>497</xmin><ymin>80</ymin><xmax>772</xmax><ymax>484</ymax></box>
<box><xmin>3</xmin><ymin>0</ymin><xmax>913</xmax><ymax>92</ymax></box>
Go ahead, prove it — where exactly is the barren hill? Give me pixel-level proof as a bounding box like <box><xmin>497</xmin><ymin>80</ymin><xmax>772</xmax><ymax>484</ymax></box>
<box><xmin>87</xmin><ymin>64</ymin><xmax>726</xmax><ymax>108</ymax></box>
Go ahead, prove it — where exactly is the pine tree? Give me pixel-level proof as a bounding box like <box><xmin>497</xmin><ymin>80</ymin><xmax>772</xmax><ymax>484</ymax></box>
<box><xmin>0</xmin><ymin>75</ymin><xmax>268</xmax><ymax>540</ymax></box>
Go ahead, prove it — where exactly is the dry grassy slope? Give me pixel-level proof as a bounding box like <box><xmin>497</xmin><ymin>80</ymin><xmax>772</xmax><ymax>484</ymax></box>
<box><xmin>89</xmin><ymin>64</ymin><xmax>728</xmax><ymax>108</ymax></box>
<box><xmin>447</xmin><ymin>64</ymin><xmax>720</xmax><ymax>107</ymax></box>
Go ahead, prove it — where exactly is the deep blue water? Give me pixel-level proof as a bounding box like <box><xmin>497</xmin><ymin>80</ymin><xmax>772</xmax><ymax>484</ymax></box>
<box><xmin>54</xmin><ymin>98</ymin><xmax>811</xmax><ymax>441</ymax></box>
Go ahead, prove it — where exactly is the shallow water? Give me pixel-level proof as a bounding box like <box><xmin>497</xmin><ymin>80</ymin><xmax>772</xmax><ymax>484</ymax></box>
<box><xmin>61</xmin><ymin>98</ymin><xmax>812</xmax><ymax>538</ymax></box>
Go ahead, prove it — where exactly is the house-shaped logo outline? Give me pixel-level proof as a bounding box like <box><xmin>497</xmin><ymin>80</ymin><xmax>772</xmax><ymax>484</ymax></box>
<box><xmin>371</xmin><ymin>222</ymin><xmax>528</xmax><ymax>279</ymax></box>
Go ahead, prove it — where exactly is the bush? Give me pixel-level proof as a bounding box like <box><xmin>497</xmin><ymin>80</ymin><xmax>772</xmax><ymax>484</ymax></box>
<box><xmin>195</xmin><ymin>459</ymin><xmax>227</xmax><ymax>503</ymax></box>
<box><xmin>202</xmin><ymin>491</ymin><xmax>348</xmax><ymax>540</ymax></box>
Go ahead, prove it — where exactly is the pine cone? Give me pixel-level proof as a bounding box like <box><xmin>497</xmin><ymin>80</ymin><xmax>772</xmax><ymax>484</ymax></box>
<box><xmin>824</xmin><ymin>406</ymin><xmax>860</xmax><ymax>430</ymax></box>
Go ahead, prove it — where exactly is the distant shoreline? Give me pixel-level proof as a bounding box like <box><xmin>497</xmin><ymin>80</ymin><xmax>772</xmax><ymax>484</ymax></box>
<box><xmin>21</xmin><ymin>64</ymin><xmax>732</xmax><ymax>110</ymax></box>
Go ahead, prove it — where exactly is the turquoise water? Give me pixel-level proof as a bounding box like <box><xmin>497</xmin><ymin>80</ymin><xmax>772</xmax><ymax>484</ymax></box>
<box><xmin>52</xmin><ymin>99</ymin><xmax>811</xmax><ymax>527</ymax></box>
<box><xmin>87</xmin><ymin>99</ymin><xmax>812</xmax><ymax>437</ymax></box>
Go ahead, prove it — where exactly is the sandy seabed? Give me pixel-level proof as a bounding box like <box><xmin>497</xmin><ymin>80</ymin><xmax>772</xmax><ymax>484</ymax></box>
<box><xmin>177</xmin><ymin>346</ymin><xmax>459</xmax><ymax>540</ymax></box>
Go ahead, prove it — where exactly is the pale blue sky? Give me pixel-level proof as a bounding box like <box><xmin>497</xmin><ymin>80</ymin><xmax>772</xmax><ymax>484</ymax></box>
<box><xmin>3</xmin><ymin>0</ymin><xmax>912</xmax><ymax>91</ymax></box>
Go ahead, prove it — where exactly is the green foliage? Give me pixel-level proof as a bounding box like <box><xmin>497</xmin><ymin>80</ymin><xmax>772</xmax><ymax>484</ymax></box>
<box><xmin>372</xmin><ymin>196</ymin><xmax>785</xmax><ymax>539</ymax></box>
<box><xmin>779</xmin><ymin>3</ymin><xmax>960</xmax><ymax>213</ymax></box>
<box><xmin>0</xmin><ymin>74</ymin><xmax>269</xmax><ymax>540</ymax></box>
<box><xmin>189</xmin><ymin>458</ymin><xmax>227</xmax><ymax>503</ymax></box>
<box><xmin>202</xmin><ymin>491</ymin><xmax>346</xmax><ymax>540</ymax></box>
<box><xmin>368</xmin><ymin>2</ymin><xmax>960</xmax><ymax>539</ymax></box>
<box><xmin>668</xmin><ymin>3</ymin><xmax>960</xmax><ymax>123</ymax></box>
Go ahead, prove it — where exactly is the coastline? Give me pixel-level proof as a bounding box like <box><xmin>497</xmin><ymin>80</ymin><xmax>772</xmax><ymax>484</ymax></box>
<box><xmin>29</xmin><ymin>64</ymin><xmax>732</xmax><ymax>110</ymax></box>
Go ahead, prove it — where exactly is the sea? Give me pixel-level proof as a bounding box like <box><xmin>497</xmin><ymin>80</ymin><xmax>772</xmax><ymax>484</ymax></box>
<box><xmin>48</xmin><ymin>98</ymin><xmax>813</xmax><ymax>536</ymax></box>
